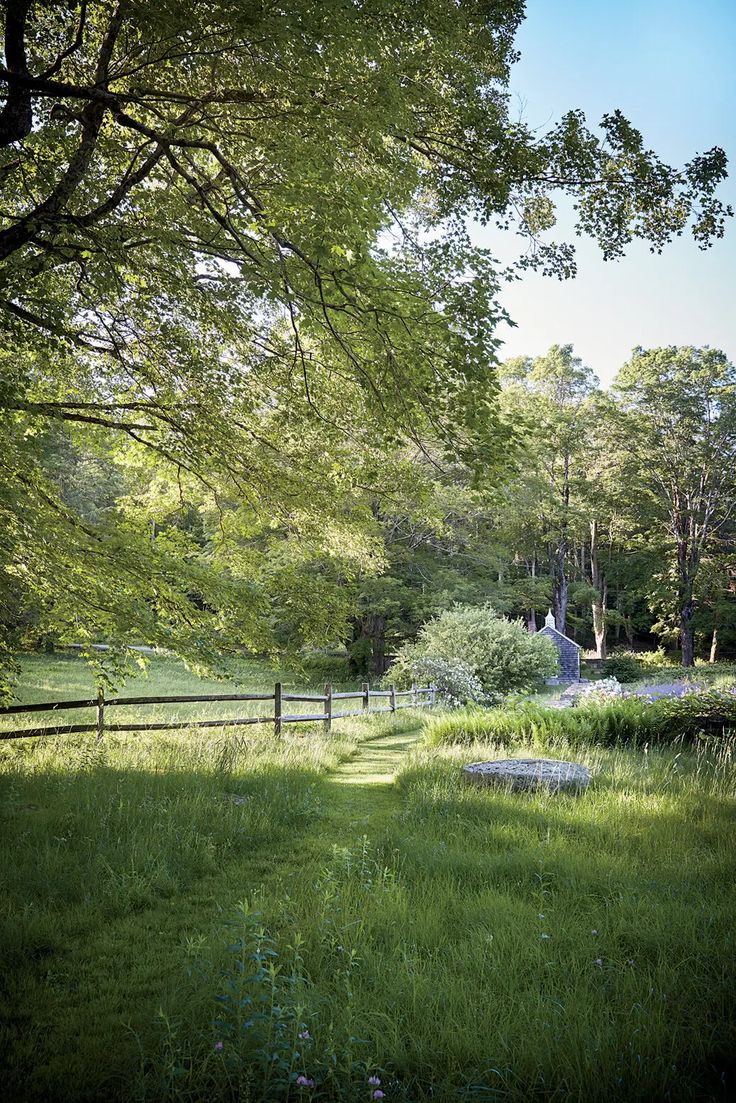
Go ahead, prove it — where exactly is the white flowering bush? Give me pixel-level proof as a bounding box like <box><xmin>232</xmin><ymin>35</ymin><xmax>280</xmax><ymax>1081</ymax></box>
<box><xmin>575</xmin><ymin>677</ymin><xmax>623</xmax><ymax>704</ymax></box>
<box><xmin>408</xmin><ymin>656</ymin><xmax>487</xmax><ymax>708</ymax></box>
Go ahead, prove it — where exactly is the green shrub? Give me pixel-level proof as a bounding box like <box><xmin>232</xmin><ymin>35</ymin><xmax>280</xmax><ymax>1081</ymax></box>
<box><xmin>300</xmin><ymin>651</ymin><xmax>351</xmax><ymax>683</ymax></box>
<box><xmin>637</xmin><ymin>647</ymin><xmax>674</xmax><ymax>669</ymax></box>
<box><xmin>426</xmin><ymin>689</ymin><xmax>736</xmax><ymax>749</ymax></box>
<box><xmin>388</xmin><ymin>604</ymin><xmax>558</xmax><ymax>703</ymax></box>
<box><xmin>605</xmin><ymin>652</ymin><xmax>643</xmax><ymax>682</ymax></box>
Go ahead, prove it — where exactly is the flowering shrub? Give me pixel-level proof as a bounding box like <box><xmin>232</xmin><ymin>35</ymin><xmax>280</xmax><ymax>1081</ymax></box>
<box><xmin>406</xmin><ymin>656</ymin><xmax>487</xmax><ymax>708</ymax></box>
<box><xmin>575</xmin><ymin>677</ymin><xmax>623</xmax><ymax>704</ymax></box>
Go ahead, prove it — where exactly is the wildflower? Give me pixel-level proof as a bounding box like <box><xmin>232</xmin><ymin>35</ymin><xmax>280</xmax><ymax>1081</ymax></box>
<box><xmin>540</xmin><ymin>933</ymin><xmax>550</xmax><ymax>939</ymax></box>
<box><xmin>368</xmin><ymin>1076</ymin><xmax>381</xmax><ymax>1086</ymax></box>
<box><xmin>296</xmin><ymin>1075</ymin><xmax>315</xmax><ymax>1088</ymax></box>
<box><xmin>373</xmin><ymin>1093</ymin><xmax>386</xmax><ymax>1100</ymax></box>
<box><xmin>538</xmin><ymin>913</ymin><xmax>545</xmax><ymax>920</ymax></box>
<box><xmin>214</xmin><ymin>1041</ymin><xmax>224</xmax><ymax>1052</ymax></box>
<box><xmin>591</xmin><ymin>929</ymin><xmax>598</xmax><ymax>936</ymax></box>
<box><xmin>298</xmin><ymin>1029</ymin><xmax>311</xmax><ymax>1041</ymax></box>
<box><xmin>594</xmin><ymin>958</ymin><xmax>603</xmax><ymax>968</ymax></box>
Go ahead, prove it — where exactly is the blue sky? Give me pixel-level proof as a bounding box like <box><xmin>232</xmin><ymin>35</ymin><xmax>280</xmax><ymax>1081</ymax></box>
<box><xmin>480</xmin><ymin>0</ymin><xmax>736</xmax><ymax>385</ymax></box>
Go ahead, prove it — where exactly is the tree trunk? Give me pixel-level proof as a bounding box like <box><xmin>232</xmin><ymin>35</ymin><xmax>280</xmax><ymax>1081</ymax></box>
<box><xmin>348</xmin><ymin>613</ymin><xmax>388</xmax><ymax>676</ymax></box>
<box><xmin>709</xmin><ymin>627</ymin><xmax>718</xmax><ymax>663</ymax></box>
<box><xmin>550</xmin><ymin>530</ymin><xmax>568</xmax><ymax>634</ymax></box>
<box><xmin>677</xmin><ymin>546</ymin><xmax>697</xmax><ymax>667</ymax></box>
<box><xmin>370</xmin><ymin>614</ymin><xmax>388</xmax><ymax>675</ymax></box>
<box><xmin>592</xmin><ymin>599</ymin><xmax>607</xmax><ymax>660</ymax></box>
<box><xmin>553</xmin><ymin>451</ymin><xmax>571</xmax><ymax>634</ymax></box>
<box><xmin>680</xmin><ymin>607</ymin><xmax>695</xmax><ymax>668</ymax></box>
<box><xmin>527</xmin><ymin>555</ymin><xmax>538</xmax><ymax>633</ymax></box>
<box><xmin>553</xmin><ymin>564</ymin><xmax>568</xmax><ymax>634</ymax></box>
<box><xmin>589</xmin><ymin>520</ymin><xmax>607</xmax><ymax>659</ymax></box>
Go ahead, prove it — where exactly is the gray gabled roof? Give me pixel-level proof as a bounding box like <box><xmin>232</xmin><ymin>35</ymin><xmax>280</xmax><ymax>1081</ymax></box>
<box><xmin>538</xmin><ymin>625</ymin><xmax>582</xmax><ymax>649</ymax></box>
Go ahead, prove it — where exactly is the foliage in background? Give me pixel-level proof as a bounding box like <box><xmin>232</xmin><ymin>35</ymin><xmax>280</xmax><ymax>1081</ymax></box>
<box><xmin>604</xmin><ymin>654</ymin><xmax>643</xmax><ymax>682</ymax></box>
<box><xmin>613</xmin><ymin>347</ymin><xmax>736</xmax><ymax>667</ymax></box>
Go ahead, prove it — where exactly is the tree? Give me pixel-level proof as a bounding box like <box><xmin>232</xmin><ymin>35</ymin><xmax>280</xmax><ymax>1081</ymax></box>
<box><xmin>498</xmin><ymin>346</ymin><xmax>599</xmax><ymax>635</ymax></box>
<box><xmin>613</xmin><ymin>347</ymin><xmax>736</xmax><ymax>667</ymax></box>
<box><xmin>0</xmin><ymin>1</ymin><xmax>731</xmax><ymax>693</ymax></box>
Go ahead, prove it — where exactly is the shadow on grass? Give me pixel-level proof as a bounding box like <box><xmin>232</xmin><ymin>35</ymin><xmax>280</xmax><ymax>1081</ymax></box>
<box><xmin>0</xmin><ymin>757</ymin><xmax>339</xmax><ymax>1102</ymax></box>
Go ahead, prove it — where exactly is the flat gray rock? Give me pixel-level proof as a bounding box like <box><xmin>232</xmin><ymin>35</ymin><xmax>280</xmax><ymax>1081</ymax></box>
<box><xmin>462</xmin><ymin>758</ymin><xmax>590</xmax><ymax>792</ymax></box>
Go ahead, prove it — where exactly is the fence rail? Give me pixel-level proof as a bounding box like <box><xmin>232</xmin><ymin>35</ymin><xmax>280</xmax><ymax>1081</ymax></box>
<box><xmin>0</xmin><ymin>681</ymin><xmax>437</xmax><ymax>742</ymax></box>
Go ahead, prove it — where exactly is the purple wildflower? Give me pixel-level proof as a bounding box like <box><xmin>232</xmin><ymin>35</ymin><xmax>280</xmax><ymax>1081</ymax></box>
<box><xmin>368</xmin><ymin>1076</ymin><xmax>381</xmax><ymax>1087</ymax></box>
<box><xmin>373</xmin><ymin>1092</ymin><xmax>386</xmax><ymax>1100</ymax></box>
<box><xmin>214</xmin><ymin>1041</ymin><xmax>224</xmax><ymax>1052</ymax></box>
<box><xmin>298</xmin><ymin>1029</ymin><xmax>311</xmax><ymax>1041</ymax></box>
<box><xmin>296</xmin><ymin>1075</ymin><xmax>315</xmax><ymax>1089</ymax></box>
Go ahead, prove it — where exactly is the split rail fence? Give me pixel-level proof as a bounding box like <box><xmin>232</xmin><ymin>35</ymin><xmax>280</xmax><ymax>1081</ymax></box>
<box><xmin>0</xmin><ymin>682</ymin><xmax>437</xmax><ymax>742</ymax></box>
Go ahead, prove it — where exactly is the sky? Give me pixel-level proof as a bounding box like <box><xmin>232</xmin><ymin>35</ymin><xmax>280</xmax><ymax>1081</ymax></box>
<box><xmin>479</xmin><ymin>0</ymin><xmax>736</xmax><ymax>386</ymax></box>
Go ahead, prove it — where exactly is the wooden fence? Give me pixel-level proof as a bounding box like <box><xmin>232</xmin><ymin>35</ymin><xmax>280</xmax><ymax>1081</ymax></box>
<box><xmin>0</xmin><ymin>681</ymin><xmax>437</xmax><ymax>742</ymax></box>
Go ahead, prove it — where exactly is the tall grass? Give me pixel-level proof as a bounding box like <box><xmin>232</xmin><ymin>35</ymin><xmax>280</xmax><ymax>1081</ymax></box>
<box><xmin>0</xmin><ymin>654</ymin><xmax>423</xmax><ymax>1101</ymax></box>
<box><xmin>2</xmin><ymin>654</ymin><xmax>735</xmax><ymax>1101</ymax></box>
<box><xmin>130</xmin><ymin>735</ymin><xmax>736</xmax><ymax>1102</ymax></box>
<box><xmin>425</xmin><ymin>692</ymin><xmax>736</xmax><ymax>749</ymax></box>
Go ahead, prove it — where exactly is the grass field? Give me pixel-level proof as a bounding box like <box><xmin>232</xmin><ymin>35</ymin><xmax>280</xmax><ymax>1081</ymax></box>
<box><xmin>1</xmin><ymin>654</ymin><xmax>735</xmax><ymax>1101</ymax></box>
<box><xmin>1</xmin><ymin>652</ymin><xmax>354</xmax><ymax>735</ymax></box>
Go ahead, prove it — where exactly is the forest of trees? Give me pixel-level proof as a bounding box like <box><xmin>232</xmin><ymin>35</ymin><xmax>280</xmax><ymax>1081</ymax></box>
<box><xmin>4</xmin><ymin>341</ymin><xmax>735</xmax><ymax>680</ymax></box>
<box><xmin>1</xmin><ymin>1</ymin><xmax>733</xmax><ymax>695</ymax></box>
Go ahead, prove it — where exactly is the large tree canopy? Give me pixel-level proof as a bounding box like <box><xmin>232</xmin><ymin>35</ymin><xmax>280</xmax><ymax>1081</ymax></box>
<box><xmin>0</xmin><ymin>0</ymin><xmax>731</xmax><ymax>692</ymax></box>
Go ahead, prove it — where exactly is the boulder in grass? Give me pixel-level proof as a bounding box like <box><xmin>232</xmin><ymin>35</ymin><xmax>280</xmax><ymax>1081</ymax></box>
<box><xmin>462</xmin><ymin>758</ymin><xmax>590</xmax><ymax>793</ymax></box>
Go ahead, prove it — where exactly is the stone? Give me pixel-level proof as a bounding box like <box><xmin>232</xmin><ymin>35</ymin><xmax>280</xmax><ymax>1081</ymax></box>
<box><xmin>462</xmin><ymin>758</ymin><xmax>591</xmax><ymax>792</ymax></box>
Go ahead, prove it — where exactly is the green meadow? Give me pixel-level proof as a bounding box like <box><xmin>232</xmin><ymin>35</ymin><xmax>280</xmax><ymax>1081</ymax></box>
<box><xmin>1</xmin><ymin>655</ymin><xmax>735</xmax><ymax>1101</ymax></box>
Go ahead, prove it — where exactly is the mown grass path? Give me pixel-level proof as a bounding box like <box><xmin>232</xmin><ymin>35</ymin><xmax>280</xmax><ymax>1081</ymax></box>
<box><xmin>322</xmin><ymin>727</ymin><xmax>421</xmax><ymax>824</ymax></box>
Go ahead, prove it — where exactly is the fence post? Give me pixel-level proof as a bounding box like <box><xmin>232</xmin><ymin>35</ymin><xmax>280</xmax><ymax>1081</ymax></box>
<box><xmin>323</xmin><ymin>682</ymin><xmax>332</xmax><ymax>734</ymax></box>
<box><xmin>274</xmin><ymin>682</ymin><xmax>282</xmax><ymax>737</ymax></box>
<box><xmin>411</xmin><ymin>683</ymin><xmax>417</xmax><ymax>709</ymax></box>
<box><xmin>429</xmin><ymin>682</ymin><xmax>436</xmax><ymax>707</ymax></box>
<box><xmin>389</xmin><ymin>683</ymin><xmax>396</xmax><ymax>714</ymax></box>
<box><xmin>95</xmin><ymin>685</ymin><xmax>105</xmax><ymax>743</ymax></box>
<box><xmin>362</xmin><ymin>681</ymin><xmax>370</xmax><ymax>714</ymax></box>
